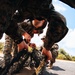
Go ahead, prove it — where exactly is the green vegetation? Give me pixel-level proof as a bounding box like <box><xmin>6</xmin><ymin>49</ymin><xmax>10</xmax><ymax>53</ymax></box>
<box><xmin>71</xmin><ymin>56</ymin><xmax>75</xmax><ymax>61</ymax></box>
<box><xmin>57</xmin><ymin>48</ymin><xmax>75</xmax><ymax>61</ymax></box>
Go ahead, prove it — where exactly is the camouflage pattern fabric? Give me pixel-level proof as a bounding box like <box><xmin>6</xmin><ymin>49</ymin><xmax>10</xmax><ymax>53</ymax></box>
<box><xmin>3</xmin><ymin>34</ymin><xmax>18</xmax><ymax>66</ymax></box>
<box><xmin>15</xmin><ymin>1</ymin><xmax>68</xmax><ymax>50</ymax></box>
<box><xmin>0</xmin><ymin>0</ymin><xmax>68</xmax><ymax>67</ymax></box>
<box><xmin>18</xmin><ymin>21</ymin><xmax>34</xmax><ymax>37</ymax></box>
<box><xmin>0</xmin><ymin>0</ymin><xmax>68</xmax><ymax>71</ymax></box>
<box><xmin>16</xmin><ymin>0</ymin><xmax>68</xmax><ymax>50</ymax></box>
<box><xmin>0</xmin><ymin>0</ymin><xmax>24</xmax><ymax>43</ymax></box>
<box><xmin>43</xmin><ymin>10</ymin><xmax>68</xmax><ymax>50</ymax></box>
<box><xmin>3</xmin><ymin>21</ymin><xmax>35</xmax><ymax>66</ymax></box>
<box><xmin>50</xmin><ymin>44</ymin><xmax>59</xmax><ymax>64</ymax></box>
<box><xmin>0</xmin><ymin>0</ymin><xmax>68</xmax><ymax>46</ymax></box>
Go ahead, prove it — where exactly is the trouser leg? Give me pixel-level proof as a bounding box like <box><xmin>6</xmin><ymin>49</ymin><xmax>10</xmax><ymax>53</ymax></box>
<box><xmin>43</xmin><ymin>10</ymin><xmax>68</xmax><ymax>50</ymax></box>
<box><xmin>3</xmin><ymin>34</ymin><xmax>13</xmax><ymax>66</ymax></box>
<box><xmin>12</xmin><ymin>42</ymin><xmax>18</xmax><ymax>57</ymax></box>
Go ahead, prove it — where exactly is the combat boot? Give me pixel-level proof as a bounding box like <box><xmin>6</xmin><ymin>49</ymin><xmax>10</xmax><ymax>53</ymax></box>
<box><xmin>49</xmin><ymin>62</ymin><xmax>53</xmax><ymax>69</ymax></box>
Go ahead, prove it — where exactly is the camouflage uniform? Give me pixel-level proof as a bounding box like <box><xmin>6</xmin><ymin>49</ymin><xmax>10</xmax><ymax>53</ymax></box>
<box><xmin>0</xmin><ymin>0</ymin><xmax>25</xmax><ymax>44</ymax></box>
<box><xmin>0</xmin><ymin>0</ymin><xmax>68</xmax><ymax>67</ymax></box>
<box><xmin>0</xmin><ymin>0</ymin><xmax>68</xmax><ymax>46</ymax></box>
<box><xmin>3</xmin><ymin>20</ymin><xmax>38</xmax><ymax>66</ymax></box>
<box><xmin>41</xmin><ymin>37</ymin><xmax>59</xmax><ymax>68</ymax></box>
<box><xmin>50</xmin><ymin>43</ymin><xmax>59</xmax><ymax>68</ymax></box>
<box><xmin>3</xmin><ymin>34</ymin><xmax>18</xmax><ymax>66</ymax></box>
<box><xmin>0</xmin><ymin>0</ymin><xmax>68</xmax><ymax>68</ymax></box>
<box><xmin>0</xmin><ymin>0</ymin><xmax>25</xmax><ymax>66</ymax></box>
<box><xmin>16</xmin><ymin>0</ymin><xmax>68</xmax><ymax>50</ymax></box>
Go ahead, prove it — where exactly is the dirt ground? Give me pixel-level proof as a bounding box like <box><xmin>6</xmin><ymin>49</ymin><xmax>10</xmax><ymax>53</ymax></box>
<box><xmin>15</xmin><ymin>67</ymin><xmax>35</xmax><ymax>75</ymax></box>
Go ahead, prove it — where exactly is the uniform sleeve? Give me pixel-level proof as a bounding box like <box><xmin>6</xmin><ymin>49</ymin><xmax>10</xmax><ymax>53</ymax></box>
<box><xmin>18</xmin><ymin>22</ymin><xmax>26</xmax><ymax>35</ymax></box>
<box><xmin>18</xmin><ymin>21</ymin><xmax>34</xmax><ymax>37</ymax></box>
<box><xmin>5</xmin><ymin>20</ymin><xmax>23</xmax><ymax>44</ymax></box>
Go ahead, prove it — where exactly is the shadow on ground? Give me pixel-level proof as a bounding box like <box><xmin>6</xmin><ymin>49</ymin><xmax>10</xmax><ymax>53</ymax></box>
<box><xmin>39</xmin><ymin>70</ymin><xmax>58</xmax><ymax>75</ymax></box>
<box><xmin>51</xmin><ymin>66</ymin><xmax>65</xmax><ymax>71</ymax></box>
<box><xmin>15</xmin><ymin>67</ymin><xmax>59</xmax><ymax>75</ymax></box>
<box><xmin>40</xmin><ymin>65</ymin><xmax>65</xmax><ymax>75</ymax></box>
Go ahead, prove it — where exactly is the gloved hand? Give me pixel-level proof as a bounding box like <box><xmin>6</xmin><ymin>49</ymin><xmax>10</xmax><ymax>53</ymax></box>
<box><xmin>42</xmin><ymin>47</ymin><xmax>52</xmax><ymax>61</ymax></box>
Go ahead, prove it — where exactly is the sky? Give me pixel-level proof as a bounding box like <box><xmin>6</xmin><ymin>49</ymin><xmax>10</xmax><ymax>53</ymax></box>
<box><xmin>0</xmin><ymin>0</ymin><xmax>75</xmax><ymax>56</ymax></box>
